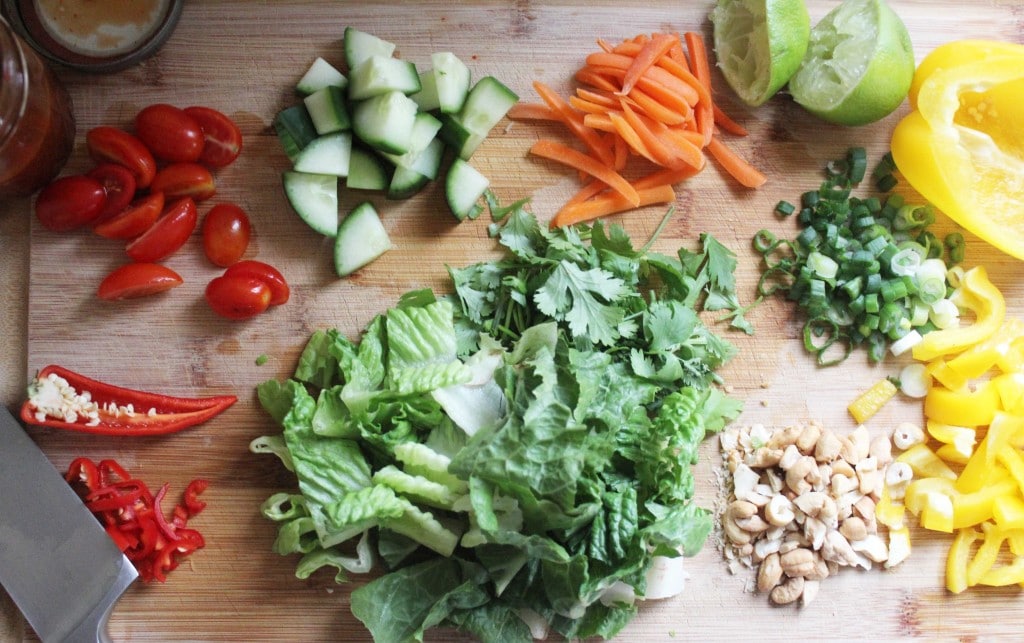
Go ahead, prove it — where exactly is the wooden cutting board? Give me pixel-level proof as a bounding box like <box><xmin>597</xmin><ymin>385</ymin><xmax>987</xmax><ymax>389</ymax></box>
<box><xmin>22</xmin><ymin>1</ymin><xmax>1024</xmax><ymax>640</ymax></box>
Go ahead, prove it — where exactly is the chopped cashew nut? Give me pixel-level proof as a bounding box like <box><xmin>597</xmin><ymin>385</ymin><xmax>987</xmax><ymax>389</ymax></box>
<box><xmin>892</xmin><ymin>422</ymin><xmax>926</xmax><ymax>450</ymax></box>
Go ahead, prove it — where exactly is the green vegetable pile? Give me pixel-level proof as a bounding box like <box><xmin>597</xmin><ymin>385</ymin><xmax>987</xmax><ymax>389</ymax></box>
<box><xmin>252</xmin><ymin>203</ymin><xmax>746</xmax><ymax>642</ymax></box>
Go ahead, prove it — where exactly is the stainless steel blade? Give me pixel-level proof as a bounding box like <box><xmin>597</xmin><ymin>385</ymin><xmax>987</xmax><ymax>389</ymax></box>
<box><xmin>0</xmin><ymin>406</ymin><xmax>137</xmax><ymax>642</ymax></box>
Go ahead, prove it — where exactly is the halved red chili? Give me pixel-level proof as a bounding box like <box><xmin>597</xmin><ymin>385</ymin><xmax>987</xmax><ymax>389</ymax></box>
<box><xmin>21</xmin><ymin>365</ymin><xmax>236</xmax><ymax>436</ymax></box>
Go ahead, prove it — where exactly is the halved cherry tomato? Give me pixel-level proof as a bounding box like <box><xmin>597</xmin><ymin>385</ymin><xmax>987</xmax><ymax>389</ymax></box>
<box><xmin>224</xmin><ymin>260</ymin><xmax>289</xmax><ymax>305</ymax></box>
<box><xmin>201</xmin><ymin>202</ymin><xmax>251</xmax><ymax>267</ymax></box>
<box><xmin>205</xmin><ymin>275</ymin><xmax>271</xmax><ymax>320</ymax></box>
<box><xmin>126</xmin><ymin>197</ymin><xmax>198</xmax><ymax>263</ymax></box>
<box><xmin>98</xmin><ymin>263</ymin><xmax>183</xmax><ymax>300</ymax></box>
<box><xmin>184</xmin><ymin>106</ymin><xmax>243</xmax><ymax>168</ymax></box>
<box><xmin>94</xmin><ymin>192</ymin><xmax>165</xmax><ymax>240</ymax></box>
<box><xmin>135</xmin><ymin>104</ymin><xmax>204</xmax><ymax>163</ymax></box>
<box><xmin>35</xmin><ymin>175</ymin><xmax>106</xmax><ymax>231</ymax></box>
<box><xmin>87</xmin><ymin>163</ymin><xmax>137</xmax><ymax>224</ymax></box>
<box><xmin>86</xmin><ymin>126</ymin><xmax>157</xmax><ymax>188</ymax></box>
<box><xmin>150</xmin><ymin>162</ymin><xmax>216</xmax><ymax>201</ymax></box>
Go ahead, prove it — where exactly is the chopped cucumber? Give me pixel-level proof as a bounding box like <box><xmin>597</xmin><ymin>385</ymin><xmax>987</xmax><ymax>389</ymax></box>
<box><xmin>411</xmin><ymin>69</ymin><xmax>440</xmax><ymax>112</ymax></box>
<box><xmin>352</xmin><ymin>91</ymin><xmax>419</xmax><ymax>155</ymax></box>
<box><xmin>387</xmin><ymin>137</ymin><xmax>445</xmax><ymax>200</ymax></box>
<box><xmin>431</xmin><ymin>52</ymin><xmax>471</xmax><ymax>114</ymax></box>
<box><xmin>274</xmin><ymin>105</ymin><xmax>318</xmax><ymax>161</ymax></box>
<box><xmin>346</xmin><ymin>146</ymin><xmax>390</xmax><ymax>191</ymax></box>
<box><xmin>303</xmin><ymin>85</ymin><xmax>350</xmax><ymax>135</ymax></box>
<box><xmin>438</xmin><ymin>113</ymin><xmax>487</xmax><ymax>160</ymax></box>
<box><xmin>343</xmin><ymin>26</ymin><xmax>395</xmax><ymax>71</ymax></box>
<box><xmin>283</xmin><ymin>171</ymin><xmax>339</xmax><ymax>236</ymax></box>
<box><xmin>348</xmin><ymin>55</ymin><xmax>421</xmax><ymax>101</ymax></box>
<box><xmin>445</xmin><ymin>158</ymin><xmax>489</xmax><ymax>221</ymax></box>
<box><xmin>296</xmin><ymin>57</ymin><xmax>347</xmax><ymax>95</ymax></box>
<box><xmin>459</xmin><ymin>76</ymin><xmax>518</xmax><ymax>135</ymax></box>
<box><xmin>335</xmin><ymin>202</ymin><xmax>392</xmax><ymax>276</ymax></box>
<box><xmin>379</xmin><ymin>111</ymin><xmax>441</xmax><ymax>168</ymax></box>
<box><xmin>293</xmin><ymin>132</ymin><xmax>352</xmax><ymax>177</ymax></box>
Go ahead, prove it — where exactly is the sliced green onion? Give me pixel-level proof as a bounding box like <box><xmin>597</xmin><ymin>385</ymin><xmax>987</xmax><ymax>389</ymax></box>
<box><xmin>847</xmin><ymin>147</ymin><xmax>868</xmax><ymax>183</ymax></box>
<box><xmin>807</xmin><ymin>251</ymin><xmax>839</xmax><ymax>279</ymax></box>
<box><xmin>889</xmin><ymin>248</ymin><xmax>921</xmax><ymax>277</ymax></box>
<box><xmin>876</xmin><ymin>173</ymin><xmax>898</xmax><ymax>192</ymax></box>
<box><xmin>899</xmin><ymin>362</ymin><xmax>931</xmax><ymax>398</ymax></box>
<box><xmin>775</xmin><ymin>200</ymin><xmax>795</xmax><ymax>217</ymax></box>
<box><xmin>753</xmin><ymin>229</ymin><xmax>777</xmax><ymax>254</ymax></box>
<box><xmin>945</xmin><ymin>232</ymin><xmax>966</xmax><ymax>264</ymax></box>
<box><xmin>930</xmin><ymin>298</ymin><xmax>960</xmax><ymax>330</ymax></box>
<box><xmin>881</xmin><ymin>279</ymin><xmax>908</xmax><ymax>303</ymax></box>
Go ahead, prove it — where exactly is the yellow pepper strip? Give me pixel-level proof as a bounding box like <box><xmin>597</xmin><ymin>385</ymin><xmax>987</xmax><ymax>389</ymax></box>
<box><xmin>912</xmin><ymin>266</ymin><xmax>1006</xmax><ymax>362</ymax></box>
<box><xmin>979</xmin><ymin>556</ymin><xmax>1024</xmax><ymax>587</ymax></box>
<box><xmin>956</xmin><ymin>438</ymin><xmax>995</xmax><ymax>493</ymax></box>
<box><xmin>905</xmin><ymin>477</ymin><xmax>956</xmax><ymax>516</ymax></box>
<box><xmin>886</xmin><ymin>527</ymin><xmax>912</xmax><ymax>569</ymax></box>
<box><xmin>993</xmin><ymin>372</ymin><xmax>1024</xmax><ymax>416</ymax></box>
<box><xmin>924</xmin><ymin>379</ymin><xmax>1000</xmax><ymax>427</ymax></box>
<box><xmin>876</xmin><ymin>484</ymin><xmax>906</xmax><ymax>529</ymax></box>
<box><xmin>996</xmin><ymin>445</ymin><xmax>1024</xmax><ymax>492</ymax></box>
<box><xmin>985</xmin><ymin>412</ymin><xmax>1024</xmax><ymax>466</ymax></box>
<box><xmin>1006</xmin><ymin>528</ymin><xmax>1024</xmax><ymax>557</ymax></box>
<box><xmin>946</xmin><ymin>318</ymin><xmax>1024</xmax><ymax>380</ymax></box>
<box><xmin>953</xmin><ymin>479</ymin><xmax>1018</xmax><ymax>529</ymax></box>
<box><xmin>898</xmin><ymin>444</ymin><xmax>958</xmax><ymax>482</ymax></box>
<box><xmin>993</xmin><ymin>494</ymin><xmax>1024</xmax><ymax>530</ymax></box>
<box><xmin>967</xmin><ymin>522</ymin><xmax>1007</xmax><ymax>586</ymax></box>
<box><xmin>926</xmin><ymin>358</ymin><xmax>968</xmax><ymax>392</ymax></box>
<box><xmin>847</xmin><ymin>378</ymin><xmax>897</xmax><ymax>424</ymax></box>
<box><xmin>996</xmin><ymin>336</ymin><xmax>1024</xmax><ymax>374</ymax></box>
<box><xmin>947</xmin><ymin>527</ymin><xmax>982</xmax><ymax>594</ymax></box>
<box><xmin>927</xmin><ymin>420</ymin><xmax>976</xmax><ymax>458</ymax></box>
<box><xmin>922</xmin><ymin>492</ymin><xmax>955</xmax><ymax>533</ymax></box>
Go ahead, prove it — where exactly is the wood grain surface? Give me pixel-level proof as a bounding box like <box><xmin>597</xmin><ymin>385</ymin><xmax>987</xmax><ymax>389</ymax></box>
<box><xmin>4</xmin><ymin>0</ymin><xmax>1024</xmax><ymax>640</ymax></box>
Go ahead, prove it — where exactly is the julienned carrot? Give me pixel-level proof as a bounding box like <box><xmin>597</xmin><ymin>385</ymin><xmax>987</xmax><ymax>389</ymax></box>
<box><xmin>582</xmin><ymin>66</ymin><xmax>693</xmax><ymax>116</ymax></box>
<box><xmin>684</xmin><ymin>32</ymin><xmax>714</xmax><ymax>146</ymax></box>
<box><xmin>583</xmin><ymin>113</ymin><xmax>616</xmax><ymax>133</ymax></box>
<box><xmin>566</xmin><ymin>178</ymin><xmax>610</xmax><ymax>206</ymax></box>
<box><xmin>507</xmin><ymin>102</ymin><xmax>558</xmax><ymax>121</ymax></box>
<box><xmin>574</xmin><ymin>67</ymin><xmax>619</xmax><ymax>92</ymax></box>
<box><xmin>620</xmin><ymin>101</ymin><xmax>691</xmax><ymax>170</ymax></box>
<box><xmin>530</xmin><ymin>139</ymin><xmax>640</xmax><ymax>206</ymax></box>
<box><xmin>713</xmin><ymin>103</ymin><xmax>749</xmax><ymax>136</ymax></box>
<box><xmin>551</xmin><ymin>184</ymin><xmax>676</xmax><ymax>228</ymax></box>
<box><xmin>533</xmin><ymin>81</ymin><xmax>616</xmax><ymax>167</ymax></box>
<box><xmin>633</xmin><ymin>166</ymin><xmax>701</xmax><ymax>189</ymax></box>
<box><xmin>628</xmin><ymin>86</ymin><xmax>690</xmax><ymax>125</ymax></box>
<box><xmin>585</xmin><ymin>52</ymin><xmax>699</xmax><ymax>105</ymax></box>
<box><xmin>576</xmin><ymin>87</ymin><xmax>618</xmax><ymax>107</ymax></box>
<box><xmin>607</xmin><ymin>111</ymin><xmax>658</xmax><ymax>165</ymax></box>
<box><xmin>707</xmin><ymin>136</ymin><xmax>767</xmax><ymax>188</ymax></box>
<box><xmin>569</xmin><ymin>95</ymin><xmax>614</xmax><ymax>115</ymax></box>
<box><xmin>620</xmin><ymin>32</ymin><xmax>679</xmax><ymax>95</ymax></box>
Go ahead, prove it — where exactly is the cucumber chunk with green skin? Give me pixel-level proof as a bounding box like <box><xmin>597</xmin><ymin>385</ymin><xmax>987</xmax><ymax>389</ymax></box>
<box><xmin>296</xmin><ymin>57</ymin><xmax>347</xmax><ymax>95</ymax></box>
<box><xmin>445</xmin><ymin>158</ymin><xmax>489</xmax><ymax>221</ymax></box>
<box><xmin>283</xmin><ymin>171</ymin><xmax>339</xmax><ymax>236</ymax></box>
<box><xmin>347</xmin><ymin>146</ymin><xmax>390</xmax><ymax>191</ymax></box>
<box><xmin>343</xmin><ymin>26</ymin><xmax>395</xmax><ymax>71</ymax></box>
<box><xmin>303</xmin><ymin>85</ymin><xmax>350</xmax><ymax>135</ymax></box>
<box><xmin>431</xmin><ymin>52</ymin><xmax>471</xmax><ymax>114</ymax></box>
<box><xmin>387</xmin><ymin>138</ymin><xmax>445</xmax><ymax>200</ymax></box>
<box><xmin>352</xmin><ymin>91</ymin><xmax>419</xmax><ymax>155</ymax></box>
<box><xmin>348</xmin><ymin>55</ymin><xmax>421</xmax><ymax>101</ymax></box>
<box><xmin>335</xmin><ymin>202</ymin><xmax>392</xmax><ymax>276</ymax></box>
<box><xmin>379</xmin><ymin>112</ymin><xmax>442</xmax><ymax>169</ymax></box>
<box><xmin>437</xmin><ymin>113</ymin><xmax>487</xmax><ymax>160</ymax></box>
<box><xmin>293</xmin><ymin>132</ymin><xmax>352</xmax><ymax>177</ymax></box>
<box><xmin>459</xmin><ymin>76</ymin><xmax>518</xmax><ymax>135</ymax></box>
<box><xmin>274</xmin><ymin>105</ymin><xmax>318</xmax><ymax>161</ymax></box>
<box><xmin>411</xmin><ymin>69</ymin><xmax>440</xmax><ymax>112</ymax></box>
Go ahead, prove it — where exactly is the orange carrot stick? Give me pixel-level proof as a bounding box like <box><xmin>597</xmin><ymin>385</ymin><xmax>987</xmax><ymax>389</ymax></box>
<box><xmin>584</xmin><ymin>52</ymin><xmax>700</xmax><ymax>104</ymax></box>
<box><xmin>507</xmin><ymin>102</ymin><xmax>558</xmax><ymax>121</ymax></box>
<box><xmin>627</xmin><ymin>86</ymin><xmax>690</xmax><ymax>125</ymax></box>
<box><xmin>707</xmin><ymin>136</ymin><xmax>766</xmax><ymax>188</ymax></box>
<box><xmin>684</xmin><ymin>32</ymin><xmax>715</xmax><ymax>146</ymax></box>
<box><xmin>529</xmin><ymin>139</ymin><xmax>640</xmax><ymax>206</ymax></box>
<box><xmin>597</xmin><ymin>38</ymin><xmax>616</xmax><ymax>53</ymax></box>
<box><xmin>620</xmin><ymin>32</ymin><xmax>679</xmax><ymax>95</ymax></box>
<box><xmin>607</xmin><ymin>111</ymin><xmax>658</xmax><ymax>165</ymax></box>
<box><xmin>633</xmin><ymin>165</ymin><xmax>700</xmax><ymax>189</ymax></box>
<box><xmin>565</xmin><ymin>178</ymin><xmax>610</xmax><ymax>206</ymax></box>
<box><xmin>612</xmin><ymin>132</ymin><xmax>629</xmax><ymax>170</ymax></box>
<box><xmin>569</xmin><ymin>95</ymin><xmax>614</xmax><ymax>115</ymax></box>
<box><xmin>582</xmin><ymin>112</ymin><xmax>616</xmax><ymax>132</ymax></box>
<box><xmin>576</xmin><ymin>87</ymin><xmax>618</xmax><ymax>107</ymax></box>
<box><xmin>574</xmin><ymin>67</ymin><xmax>620</xmax><ymax>93</ymax></box>
<box><xmin>619</xmin><ymin>101</ymin><xmax>685</xmax><ymax>169</ymax></box>
<box><xmin>582</xmin><ymin>65</ymin><xmax>695</xmax><ymax>116</ymax></box>
<box><xmin>533</xmin><ymin>81</ymin><xmax>616</xmax><ymax>167</ymax></box>
<box><xmin>551</xmin><ymin>184</ymin><xmax>676</xmax><ymax>228</ymax></box>
<box><xmin>712</xmin><ymin>103</ymin><xmax>749</xmax><ymax>136</ymax></box>
<box><xmin>635</xmin><ymin>111</ymin><xmax>705</xmax><ymax>169</ymax></box>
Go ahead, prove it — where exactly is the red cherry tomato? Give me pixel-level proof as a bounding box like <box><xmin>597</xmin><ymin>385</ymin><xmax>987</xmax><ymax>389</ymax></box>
<box><xmin>184</xmin><ymin>106</ymin><xmax>243</xmax><ymax>168</ymax></box>
<box><xmin>224</xmin><ymin>260</ymin><xmax>289</xmax><ymax>305</ymax></box>
<box><xmin>135</xmin><ymin>104</ymin><xmax>205</xmax><ymax>163</ymax></box>
<box><xmin>34</xmin><ymin>175</ymin><xmax>106</xmax><ymax>231</ymax></box>
<box><xmin>150</xmin><ymin>162</ymin><xmax>216</xmax><ymax>201</ymax></box>
<box><xmin>93</xmin><ymin>192</ymin><xmax>165</xmax><ymax>240</ymax></box>
<box><xmin>86</xmin><ymin>126</ymin><xmax>157</xmax><ymax>188</ymax></box>
<box><xmin>98</xmin><ymin>263</ymin><xmax>183</xmax><ymax>300</ymax></box>
<box><xmin>205</xmin><ymin>275</ymin><xmax>271</xmax><ymax>320</ymax></box>
<box><xmin>126</xmin><ymin>197</ymin><xmax>198</xmax><ymax>263</ymax></box>
<box><xmin>201</xmin><ymin>202</ymin><xmax>251</xmax><ymax>267</ymax></box>
<box><xmin>87</xmin><ymin>163</ymin><xmax>137</xmax><ymax>224</ymax></box>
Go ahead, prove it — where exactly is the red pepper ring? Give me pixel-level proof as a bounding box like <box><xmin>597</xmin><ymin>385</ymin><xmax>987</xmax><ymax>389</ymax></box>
<box><xmin>152</xmin><ymin>483</ymin><xmax>180</xmax><ymax>542</ymax></box>
<box><xmin>183</xmin><ymin>479</ymin><xmax>208</xmax><ymax>516</ymax></box>
<box><xmin>20</xmin><ymin>364</ymin><xmax>237</xmax><ymax>436</ymax></box>
<box><xmin>97</xmin><ymin>458</ymin><xmax>133</xmax><ymax>486</ymax></box>
<box><xmin>65</xmin><ymin>457</ymin><xmax>101</xmax><ymax>492</ymax></box>
<box><xmin>85</xmin><ymin>480</ymin><xmax>147</xmax><ymax>512</ymax></box>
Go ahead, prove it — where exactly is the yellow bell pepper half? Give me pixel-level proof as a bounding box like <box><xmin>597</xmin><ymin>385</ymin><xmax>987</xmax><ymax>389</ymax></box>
<box><xmin>909</xmin><ymin>40</ymin><xmax>1024</xmax><ymax>108</ymax></box>
<box><xmin>892</xmin><ymin>49</ymin><xmax>1024</xmax><ymax>261</ymax></box>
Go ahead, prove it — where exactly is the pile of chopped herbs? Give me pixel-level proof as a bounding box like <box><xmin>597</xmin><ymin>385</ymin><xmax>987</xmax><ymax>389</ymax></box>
<box><xmin>754</xmin><ymin>147</ymin><xmax>965</xmax><ymax>365</ymax></box>
<box><xmin>251</xmin><ymin>201</ymin><xmax>748</xmax><ymax>642</ymax></box>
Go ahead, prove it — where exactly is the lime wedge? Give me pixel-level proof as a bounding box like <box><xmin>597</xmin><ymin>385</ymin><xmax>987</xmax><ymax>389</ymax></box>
<box><xmin>788</xmin><ymin>0</ymin><xmax>914</xmax><ymax>126</ymax></box>
<box><xmin>710</xmin><ymin>0</ymin><xmax>811</xmax><ymax>107</ymax></box>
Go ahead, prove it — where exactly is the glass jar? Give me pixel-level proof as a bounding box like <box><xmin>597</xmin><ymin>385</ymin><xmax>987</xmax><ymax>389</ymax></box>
<box><xmin>0</xmin><ymin>13</ymin><xmax>74</xmax><ymax>200</ymax></box>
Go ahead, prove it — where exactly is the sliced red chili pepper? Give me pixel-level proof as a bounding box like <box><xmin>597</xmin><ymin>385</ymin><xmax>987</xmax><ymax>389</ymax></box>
<box><xmin>85</xmin><ymin>480</ymin><xmax>146</xmax><ymax>513</ymax></box>
<box><xmin>65</xmin><ymin>457</ymin><xmax>101</xmax><ymax>495</ymax></box>
<box><xmin>105</xmin><ymin>523</ymin><xmax>137</xmax><ymax>552</ymax></box>
<box><xmin>97</xmin><ymin>458</ymin><xmax>133</xmax><ymax>486</ymax></box>
<box><xmin>152</xmin><ymin>483</ymin><xmax>179</xmax><ymax>542</ymax></box>
<box><xmin>21</xmin><ymin>365</ymin><xmax>237</xmax><ymax>436</ymax></box>
<box><xmin>183</xmin><ymin>479</ymin><xmax>208</xmax><ymax>516</ymax></box>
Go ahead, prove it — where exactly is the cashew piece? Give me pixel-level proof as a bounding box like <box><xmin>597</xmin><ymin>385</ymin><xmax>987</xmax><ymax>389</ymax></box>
<box><xmin>769</xmin><ymin>576</ymin><xmax>805</xmax><ymax>605</ymax></box>
<box><xmin>757</xmin><ymin>552</ymin><xmax>783</xmax><ymax>593</ymax></box>
<box><xmin>795</xmin><ymin>423</ymin><xmax>822</xmax><ymax>455</ymax></box>
<box><xmin>892</xmin><ymin>422</ymin><xmax>925</xmax><ymax>450</ymax></box>
<box><xmin>768</xmin><ymin>425</ymin><xmax>803</xmax><ymax>451</ymax></box>
<box><xmin>786</xmin><ymin>456</ymin><xmax>817</xmax><ymax>495</ymax></box>
<box><xmin>815</xmin><ymin>430</ymin><xmax>843</xmax><ymax>463</ymax></box>
<box><xmin>765</xmin><ymin>494</ymin><xmax>795</xmax><ymax>527</ymax></box>
<box><xmin>869</xmin><ymin>434</ymin><xmax>893</xmax><ymax>466</ymax></box>
<box><xmin>840</xmin><ymin>516</ymin><xmax>868</xmax><ymax>542</ymax></box>
<box><xmin>781</xmin><ymin>547</ymin><xmax>816</xmax><ymax>578</ymax></box>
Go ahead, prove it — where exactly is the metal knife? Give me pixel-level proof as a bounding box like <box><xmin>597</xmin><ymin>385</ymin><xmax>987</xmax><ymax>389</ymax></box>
<box><xmin>0</xmin><ymin>405</ymin><xmax>137</xmax><ymax>642</ymax></box>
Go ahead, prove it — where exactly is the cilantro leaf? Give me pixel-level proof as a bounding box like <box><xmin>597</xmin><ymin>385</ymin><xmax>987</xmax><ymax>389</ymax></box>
<box><xmin>534</xmin><ymin>262</ymin><xmax>628</xmax><ymax>346</ymax></box>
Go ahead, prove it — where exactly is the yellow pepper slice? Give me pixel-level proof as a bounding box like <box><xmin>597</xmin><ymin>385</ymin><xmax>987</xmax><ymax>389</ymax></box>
<box><xmin>913</xmin><ymin>267</ymin><xmax>1006</xmax><ymax>362</ymax></box>
<box><xmin>947</xmin><ymin>527</ymin><xmax>982</xmax><ymax>594</ymax></box>
<box><xmin>925</xmin><ymin>358</ymin><xmax>968</xmax><ymax>392</ymax></box>
<box><xmin>953</xmin><ymin>479</ymin><xmax>1017</xmax><ymax>529</ymax></box>
<box><xmin>993</xmin><ymin>372</ymin><xmax>1024</xmax><ymax>416</ymax></box>
<box><xmin>993</xmin><ymin>495</ymin><xmax>1024</xmax><ymax>530</ymax></box>
<box><xmin>847</xmin><ymin>378</ymin><xmax>897</xmax><ymax>424</ymax></box>
<box><xmin>967</xmin><ymin>522</ymin><xmax>1007</xmax><ymax>586</ymax></box>
<box><xmin>946</xmin><ymin>318</ymin><xmax>1024</xmax><ymax>380</ymax></box>
<box><xmin>979</xmin><ymin>556</ymin><xmax>1024</xmax><ymax>587</ymax></box>
<box><xmin>905</xmin><ymin>477</ymin><xmax>956</xmax><ymax>516</ymax></box>
<box><xmin>924</xmin><ymin>379</ymin><xmax>1000</xmax><ymax>428</ymax></box>
<box><xmin>898</xmin><ymin>443</ymin><xmax>957</xmax><ymax>482</ymax></box>
<box><xmin>875</xmin><ymin>484</ymin><xmax>906</xmax><ymax>529</ymax></box>
<box><xmin>996</xmin><ymin>445</ymin><xmax>1024</xmax><ymax>492</ymax></box>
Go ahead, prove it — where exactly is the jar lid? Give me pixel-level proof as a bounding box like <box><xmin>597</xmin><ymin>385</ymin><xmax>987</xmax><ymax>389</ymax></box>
<box><xmin>1</xmin><ymin>0</ymin><xmax>183</xmax><ymax>73</ymax></box>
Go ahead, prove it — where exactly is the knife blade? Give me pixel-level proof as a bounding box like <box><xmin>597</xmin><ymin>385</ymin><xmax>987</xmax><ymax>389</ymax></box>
<box><xmin>0</xmin><ymin>406</ymin><xmax>137</xmax><ymax>642</ymax></box>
